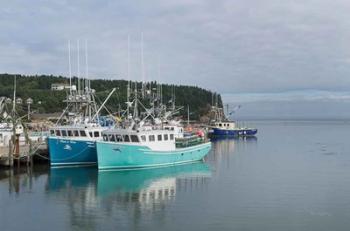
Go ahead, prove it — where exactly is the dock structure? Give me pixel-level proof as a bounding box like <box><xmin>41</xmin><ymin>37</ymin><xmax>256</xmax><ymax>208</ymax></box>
<box><xmin>0</xmin><ymin>138</ymin><xmax>48</xmax><ymax>167</ymax></box>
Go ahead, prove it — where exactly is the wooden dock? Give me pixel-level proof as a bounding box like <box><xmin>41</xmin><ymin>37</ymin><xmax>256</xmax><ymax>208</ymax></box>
<box><xmin>0</xmin><ymin>141</ymin><xmax>48</xmax><ymax>167</ymax></box>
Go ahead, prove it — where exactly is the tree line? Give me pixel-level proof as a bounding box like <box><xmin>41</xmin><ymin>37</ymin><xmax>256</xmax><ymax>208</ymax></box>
<box><xmin>0</xmin><ymin>74</ymin><xmax>223</xmax><ymax>120</ymax></box>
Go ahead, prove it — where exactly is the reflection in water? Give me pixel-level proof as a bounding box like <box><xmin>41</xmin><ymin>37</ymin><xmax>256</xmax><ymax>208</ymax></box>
<box><xmin>46</xmin><ymin>162</ymin><xmax>211</xmax><ymax>230</ymax></box>
<box><xmin>4</xmin><ymin>122</ymin><xmax>350</xmax><ymax>230</ymax></box>
<box><xmin>209</xmin><ymin>136</ymin><xmax>257</xmax><ymax>170</ymax></box>
<box><xmin>47</xmin><ymin>167</ymin><xmax>99</xmax><ymax>230</ymax></box>
<box><xmin>0</xmin><ymin>165</ymin><xmax>48</xmax><ymax>195</ymax></box>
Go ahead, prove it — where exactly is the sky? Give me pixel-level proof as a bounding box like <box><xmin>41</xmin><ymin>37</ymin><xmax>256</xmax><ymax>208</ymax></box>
<box><xmin>1</xmin><ymin>0</ymin><xmax>350</xmax><ymax>118</ymax></box>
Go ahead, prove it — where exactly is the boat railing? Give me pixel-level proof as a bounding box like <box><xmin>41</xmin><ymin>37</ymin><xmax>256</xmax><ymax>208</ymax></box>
<box><xmin>175</xmin><ymin>135</ymin><xmax>206</xmax><ymax>148</ymax></box>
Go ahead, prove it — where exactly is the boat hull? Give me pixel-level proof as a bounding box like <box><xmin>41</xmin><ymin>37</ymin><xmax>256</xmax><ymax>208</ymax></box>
<box><xmin>236</xmin><ymin>128</ymin><xmax>258</xmax><ymax>136</ymax></box>
<box><xmin>208</xmin><ymin>128</ymin><xmax>257</xmax><ymax>137</ymax></box>
<box><xmin>96</xmin><ymin>141</ymin><xmax>212</xmax><ymax>170</ymax></box>
<box><xmin>48</xmin><ymin>137</ymin><xmax>97</xmax><ymax>166</ymax></box>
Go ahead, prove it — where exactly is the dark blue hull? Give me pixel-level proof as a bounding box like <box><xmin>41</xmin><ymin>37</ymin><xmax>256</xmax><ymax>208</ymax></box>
<box><xmin>236</xmin><ymin>129</ymin><xmax>258</xmax><ymax>136</ymax></box>
<box><xmin>209</xmin><ymin>128</ymin><xmax>257</xmax><ymax>137</ymax></box>
<box><xmin>48</xmin><ymin>137</ymin><xmax>97</xmax><ymax>166</ymax></box>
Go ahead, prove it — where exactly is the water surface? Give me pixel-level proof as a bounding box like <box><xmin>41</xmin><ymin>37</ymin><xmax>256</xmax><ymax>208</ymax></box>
<box><xmin>1</xmin><ymin>120</ymin><xmax>350</xmax><ymax>230</ymax></box>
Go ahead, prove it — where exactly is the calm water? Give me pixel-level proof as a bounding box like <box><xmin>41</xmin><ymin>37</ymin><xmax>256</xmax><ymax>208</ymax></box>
<box><xmin>1</xmin><ymin>120</ymin><xmax>350</xmax><ymax>230</ymax></box>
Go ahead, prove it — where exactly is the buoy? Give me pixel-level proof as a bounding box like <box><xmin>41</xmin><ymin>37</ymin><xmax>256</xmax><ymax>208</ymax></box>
<box><xmin>196</xmin><ymin>130</ymin><xmax>205</xmax><ymax>137</ymax></box>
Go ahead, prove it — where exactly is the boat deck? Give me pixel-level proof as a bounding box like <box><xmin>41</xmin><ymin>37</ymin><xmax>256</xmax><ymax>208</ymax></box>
<box><xmin>175</xmin><ymin>136</ymin><xmax>206</xmax><ymax>148</ymax></box>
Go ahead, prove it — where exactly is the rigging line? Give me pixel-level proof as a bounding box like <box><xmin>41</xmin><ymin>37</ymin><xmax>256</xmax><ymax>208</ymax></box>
<box><xmin>94</xmin><ymin>94</ymin><xmax>115</xmax><ymax>118</ymax></box>
<box><xmin>68</xmin><ymin>40</ymin><xmax>72</xmax><ymax>94</ymax></box>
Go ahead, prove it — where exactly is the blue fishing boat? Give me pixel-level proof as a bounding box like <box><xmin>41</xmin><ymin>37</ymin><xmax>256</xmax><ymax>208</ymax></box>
<box><xmin>208</xmin><ymin>101</ymin><xmax>257</xmax><ymax>137</ymax></box>
<box><xmin>48</xmin><ymin>124</ymin><xmax>104</xmax><ymax>166</ymax></box>
<box><xmin>48</xmin><ymin>89</ymin><xmax>116</xmax><ymax>166</ymax></box>
<box><xmin>209</xmin><ymin>122</ymin><xmax>257</xmax><ymax>137</ymax></box>
<box><xmin>48</xmin><ymin>82</ymin><xmax>116</xmax><ymax>166</ymax></box>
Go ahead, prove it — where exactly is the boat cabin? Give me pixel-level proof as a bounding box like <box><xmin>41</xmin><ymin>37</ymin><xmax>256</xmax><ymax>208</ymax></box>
<box><xmin>213</xmin><ymin>121</ymin><xmax>236</xmax><ymax>130</ymax></box>
<box><xmin>102</xmin><ymin>128</ymin><xmax>177</xmax><ymax>151</ymax></box>
<box><xmin>49</xmin><ymin>125</ymin><xmax>104</xmax><ymax>140</ymax></box>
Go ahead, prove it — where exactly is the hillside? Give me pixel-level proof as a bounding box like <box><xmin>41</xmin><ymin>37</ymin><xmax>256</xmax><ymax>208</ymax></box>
<box><xmin>0</xmin><ymin>74</ymin><xmax>222</xmax><ymax>120</ymax></box>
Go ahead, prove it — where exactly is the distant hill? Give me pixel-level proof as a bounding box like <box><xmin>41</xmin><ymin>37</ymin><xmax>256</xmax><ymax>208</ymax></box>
<box><xmin>0</xmin><ymin>74</ymin><xmax>222</xmax><ymax>120</ymax></box>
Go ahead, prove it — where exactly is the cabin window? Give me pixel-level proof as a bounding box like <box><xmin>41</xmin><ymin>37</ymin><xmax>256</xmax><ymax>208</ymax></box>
<box><xmin>170</xmin><ymin>127</ymin><xmax>174</xmax><ymax>131</ymax></box>
<box><xmin>219</xmin><ymin>123</ymin><xmax>222</xmax><ymax>127</ymax></box>
<box><xmin>74</xmin><ymin>130</ymin><xmax>79</xmax><ymax>136</ymax></box>
<box><xmin>80</xmin><ymin>130</ymin><xmax>86</xmax><ymax>137</ymax></box>
<box><xmin>61</xmin><ymin>130</ymin><xmax>67</xmax><ymax>137</ymax></box>
<box><xmin>89</xmin><ymin>132</ymin><xmax>93</xmax><ymax>137</ymax></box>
<box><xmin>158</xmin><ymin>134</ymin><xmax>162</xmax><ymax>141</ymax></box>
<box><xmin>68</xmin><ymin>130</ymin><xmax>73</xmax><ymax>137</ymax></box>
<box><xmin>123</xmin><ymin>135</ymin><xmax>130</xmax><ymax>142</ymax></box>
<box><xmin>50</xmin><ymin>130</ymin><xmax>54</xmax><ymax>135</ymax></box>
<box><xmin>149</xmin><ymin>135</ymin><xmax>155</xmax><ymax>142</ymax></box>
<box><xmin>55</xmin><ymin>130</ymin><xmax>61</xmax><ymax>136</ymax></box>
<box><xmin>165</xmin><ymin>127</ymin><xmax>169</xmax><ymax>130</ymax></box>
<box><xmin>94</xmin><ymin>131</ymin><xmax>100</xmax><ymax>137</ymax></box>
<box><xmin>170</xmin><ymin>134</ymin><xmax>174</xmax><ymax>140</ymax></box>
<box><xmin>131</xmin><ymin>135</ymin><xmax>139</xmax><ymax>142</ymax></box>
<box><xmin>109</xmin><ymin>134</ymin><xmax>116</xmax><ymax>142</ymax></box>
<box><xmin>164</xmin><ymin>134</ymin><xmax>168</xmax><ymax>141</ymax></box>
<box><xmin>116</xmin><ymin>134</ymin><xmax>123</xmax><ymax>142</ymax></box>
<box><xmin>103</xmin><ymin>134</ymin><xmax>108</xmax><ymax>141</ymax></box>
<box><xmin>140</xmin><ymin>135</ymin><xmax>146</xmax><ymax>142</ymax></box>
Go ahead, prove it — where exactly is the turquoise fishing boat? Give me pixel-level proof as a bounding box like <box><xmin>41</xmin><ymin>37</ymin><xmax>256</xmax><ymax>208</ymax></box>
<box><xmin>96</xmin><ymin>128</ymin><xmax>211</xmax><ymax>170</ymax></box>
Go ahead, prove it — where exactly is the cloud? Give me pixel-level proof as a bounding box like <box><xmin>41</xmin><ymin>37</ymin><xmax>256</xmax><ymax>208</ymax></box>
<box><xmin>0</xmin><ymin>0</ymin><xmax>350</xmax><ymax>94</ymax></box>
<box><xmin>222</xmin><ymin>90</ymin><xmax>350</xmax><ymax>103</ymax></box>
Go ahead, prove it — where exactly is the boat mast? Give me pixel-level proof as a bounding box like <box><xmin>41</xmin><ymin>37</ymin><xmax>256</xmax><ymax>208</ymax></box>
<box><xmin>157</xmin><ymin>56</ymin><xmax>163</xmax><ymax>106</ymax></box>
<box><xmin>172</xmin><ymin>85</ymin><xmax>176</xmax><ymax>112</ymax></box>
<box><xmin>127</xmin><ymin>35</ymin><xmax>131</xmax><ymax>117</ymax></box>
<box><xmin>85</xmin><ymin>39</ymin><xmax>91</xmax><ymax>119</ymax></box>
<box><xmin>12</xmin><ymin>76</ymin><xmax>16</xmax><ymax>152</ymax></box>
<box><xmin>68</xmin><ymin>40</ymin><xmax>72</xmax><ymax>95</ymax></box>
<box><xmin>187</xmin><ymin>104</ymin><xmax>190</xmax><ymax>126</ymax></box>
<box><xmin>133</xmin><ymin>82</ymin><xmax>138</xmax><ymax>119</ymax></box>
<box><xmin>226</xmin><ymin>104</ymin><xmax>229</xmax><ymax>120</ymax></box>
<box><xmin>12</xmin><ymin>75</ymin><xmax>16</xmax><ymax>115</ymax></box>
<box><xmin>141</xmin><ymin>32</ymin><xmax>145</xmax><ymax>98</ymax></box>
<box><xmin>77</xmin><ymin>39</ymin><xmax>80</xmax><ymax>95</ymax></box>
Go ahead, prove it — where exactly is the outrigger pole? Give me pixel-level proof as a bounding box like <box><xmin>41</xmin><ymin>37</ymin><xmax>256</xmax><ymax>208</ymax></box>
<box><xmin>92</xmin><ymin>88</ymin><xmax>116</xmax><ymax>121</ymax></box>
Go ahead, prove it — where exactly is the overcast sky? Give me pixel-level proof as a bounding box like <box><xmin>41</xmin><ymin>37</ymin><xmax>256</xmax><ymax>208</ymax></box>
<box><xmin>1</xmin><ymin>0</ymin><xmax>350</xmax><ymax>104</ymax></box>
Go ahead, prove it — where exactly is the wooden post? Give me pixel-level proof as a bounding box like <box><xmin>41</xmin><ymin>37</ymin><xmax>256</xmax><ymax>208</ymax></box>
<box><xmin>15</xmin><ymin>134</ymin><xmax>20</xmax><ymax>167</ymax></box>
<box><xmin>8</xmin><ymin>140</ymin><xmax>13</xmax><ymax>167</ymax></box>
<box><xmin>28</xmin><ymin>141</ymin><xmax>32</xmax><ymax>167</ymax></box>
